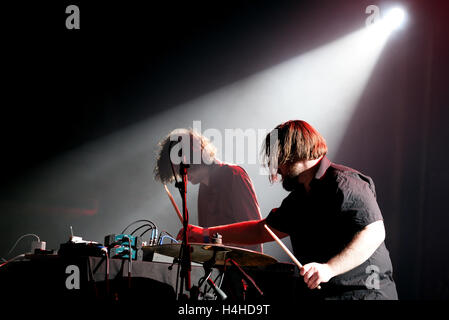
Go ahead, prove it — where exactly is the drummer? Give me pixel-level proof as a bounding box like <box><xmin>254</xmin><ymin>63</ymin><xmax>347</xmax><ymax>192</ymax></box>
<box><xmin>154</xmin><ymin>128</ymin><xmax>263</xmax><ymax>253</ymax></box>
<box><xmin>177</xmin><ymin>120</ymin><xmax>398</xmax><ymax>300</ymax></box>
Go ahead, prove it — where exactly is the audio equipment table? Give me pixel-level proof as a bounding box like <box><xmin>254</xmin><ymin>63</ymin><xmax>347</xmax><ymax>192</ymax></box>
<box><xmin>0</xmin><ymin>254</ymin><xmax>202</xmax><ymax>302</ymax></box>
<box><xmin>0</xmin><ymin>253</ymin><xmax>300</xmax><ymax>303</ymax></box>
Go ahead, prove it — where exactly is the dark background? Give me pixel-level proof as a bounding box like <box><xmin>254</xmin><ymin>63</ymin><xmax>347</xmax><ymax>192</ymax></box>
<box><xmin>1</xmin><ymin>0</ymin><xmax>448</xmax><ymax>300</ymax></box>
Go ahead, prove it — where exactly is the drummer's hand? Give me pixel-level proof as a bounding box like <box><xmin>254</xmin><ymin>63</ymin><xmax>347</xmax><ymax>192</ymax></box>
<box><xmin>300</xmin><ymin>263</ymin><xmax>334</xmax><ymax>290</ymax></box>
<box><xmin>176</xmin><ymin>224</ymin><xmax>204</xmax><ymax>242</ymax></box>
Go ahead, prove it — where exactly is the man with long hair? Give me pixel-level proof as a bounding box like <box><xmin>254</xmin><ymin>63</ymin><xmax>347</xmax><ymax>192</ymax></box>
<box><xmin>154</xmin><ymin>128</ymin><xmax>263</xmax><ymax>252</ymax></box>
<box><xmin>181</xmin><ymin>120</ymin><xmax>398</xmax><ymax>300</ymax></box>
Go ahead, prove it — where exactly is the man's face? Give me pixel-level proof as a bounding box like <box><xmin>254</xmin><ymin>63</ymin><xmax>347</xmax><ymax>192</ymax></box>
<box><xmin>278</xmin><ymin>161</ymin><xmax>309</xmax><ymax>191</ymax></box>
<box><xmin>276</xmin><ymin>163</ymin><xmax>295</xmax><ymax>191</ymax></box>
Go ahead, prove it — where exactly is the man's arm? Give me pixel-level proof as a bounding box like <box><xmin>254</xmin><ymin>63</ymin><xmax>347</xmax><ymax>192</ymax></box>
<box><xmin>301</xmin><ymin>220</ymin><xmax>386</xmax><ymax>289</ymax></box>
<box><xmin>179</xmin><ymin>219</ymin><xmax>288</xmax><ymax>245</ymax></box>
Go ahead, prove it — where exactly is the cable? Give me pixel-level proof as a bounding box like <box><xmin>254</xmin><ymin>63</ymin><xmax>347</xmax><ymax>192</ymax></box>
<box><xmin>140</xmin><ymin>227</ymin><xmax>166</xmax><ymax>246</ymax></box>
<box><xmin>158</xmin><ymin>235</ymin><xmax>178</xmax><ymax>245</ymax></box>
<box><xmin>205</xmin><ymin>272</ymin><xmax>225</xmax><ymax>296</ymax></box>
<box><xmin>139</xmin><ymin>227</ymin><xmax>154</xmax><ymax>238</ymax></box>
<box><xmin>0</xmin><ymin>254</ymin><xmax>26</xmax><ymax>268</ymax></box>
<box><xmin>158</xmin><ymin>231</ymin><xmax>178</xmax><ymax>245</ymax></box>
<box><xmin>151</xmin><ymin>229</ymin><xmax>158</xmax><ymax>245</ymax></box>
<box><xmin>130</xmin><ymin>224</ymin><xmax>154</xmax><ymax>236</ymax></box>
<box><xmin>5</xmin><ymin>233</ymin><xmax>40</xmax><ymax>258</ymax></box>
<box><xmin>123</xmin><ymin>235</ymin><xmax>132</xmax><ymax>289</ymax></box>
<box><xmin>139</xmin><ymin>227</ymin><xmax>157</xmax><ymax>245</ymax></box>
<box><xmin>122</xmin><ymin>220</ymin><xmax>159</xmax><ymax>247</ymax></box>
<box><xmin>121</xmin><ymin>219</ymin><xmax>156</xmax><ymax>234</ymax></box>
<box><xmin>159</xmin><ymin>230</ymin><xmax>176</xmax><ymax>239</ymax></box>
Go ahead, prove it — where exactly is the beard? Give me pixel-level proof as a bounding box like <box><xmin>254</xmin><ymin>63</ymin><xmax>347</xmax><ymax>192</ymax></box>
<box><xmin>281</xmin><ymin>175</ymin><xmax>300</xmax><ymax>191</ymax></box>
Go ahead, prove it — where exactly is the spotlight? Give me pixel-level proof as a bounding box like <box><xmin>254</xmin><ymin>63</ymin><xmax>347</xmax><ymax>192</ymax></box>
<box><xmin>383</xmin><ymin>7</ymin><xmax>406</xmax><ymax>31</ymax></box>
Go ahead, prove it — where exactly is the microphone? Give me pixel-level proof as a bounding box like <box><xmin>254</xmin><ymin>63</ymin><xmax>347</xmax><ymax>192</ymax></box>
<box><xmin>207</xmin><ymin>277</ymin><xmax>227</xmax><ymax>300</ymax></box>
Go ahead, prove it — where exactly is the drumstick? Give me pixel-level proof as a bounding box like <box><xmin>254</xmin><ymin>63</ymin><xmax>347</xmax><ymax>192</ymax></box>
<box><xmin>264</xmin><ymin>224</ymin><xmax>321</xmax><ymax>290</ymax></box>
<box><xmin>163</xmin><ymin>184</ymin><xmax>184</xmax><ymax>223</ymax></box>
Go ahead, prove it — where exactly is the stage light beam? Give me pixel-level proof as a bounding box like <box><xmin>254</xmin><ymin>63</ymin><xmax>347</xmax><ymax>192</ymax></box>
<box><xmin>383</xmin><ymin>7</ymin><xmax>407</xmax><ymax>31</ymax></box>
<box><xmin>15</xmin><ymin>7</ymin><xmax>409</xmax><ymax>261</ymax></box>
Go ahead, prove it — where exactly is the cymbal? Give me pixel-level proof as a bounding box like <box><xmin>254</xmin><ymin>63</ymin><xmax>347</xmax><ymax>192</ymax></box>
<box><xmin>142</xmin><ymin>243</ymin><xmax>278</xmax><ymax>267</ymax></box>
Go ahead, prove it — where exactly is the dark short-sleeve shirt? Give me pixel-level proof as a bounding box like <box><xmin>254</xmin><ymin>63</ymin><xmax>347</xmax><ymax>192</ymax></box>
<box><xmin>198</xmin><ymin>162</ymin><xmax>263</xmax><ymax>252</ymax></box>
<box><xmin>266</xmin><ymin>157</ymin><xmax>398</xmax><ymax>299</ymax></box>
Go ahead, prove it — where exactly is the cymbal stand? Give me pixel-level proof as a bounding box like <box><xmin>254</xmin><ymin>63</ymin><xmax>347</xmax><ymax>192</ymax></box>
<box><xmin>197</xmin><ymin>248</ymin><xmax>227</xmax><ymax>300</ymax></box>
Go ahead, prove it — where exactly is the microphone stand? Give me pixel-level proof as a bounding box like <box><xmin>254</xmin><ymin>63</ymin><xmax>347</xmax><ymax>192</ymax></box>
<box><xmin>198</xmin><ymin>249</ymin><xmax>227</xmax><ymax>300</ymax></box>
<box><xmin>175</xmin><ymin>161</ymin><xmax>192</xmax><ymax>300</ymax></box>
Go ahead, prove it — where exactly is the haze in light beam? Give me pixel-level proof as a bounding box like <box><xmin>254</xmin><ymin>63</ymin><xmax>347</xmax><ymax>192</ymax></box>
<box><xmin>173</xmin><ymin>22</ymin><xmax>394</xmax><ymax>158</ymax></box>
<box><xmin>13</xmin><ymin>23</ymin><xmax>397</xmax><ymax>254</ymax></box>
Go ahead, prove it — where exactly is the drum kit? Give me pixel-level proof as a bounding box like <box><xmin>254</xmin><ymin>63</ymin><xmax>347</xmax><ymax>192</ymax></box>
<box><xmin>131</xmin><ymin>183</ymin><xmax>285</xmax><ymax>300</ymax></box>
<box><xmin>142</xmin><ymin>242</ymin><xmax>277</xmax><ymax>267</ymax></box>
<box><xmin>147</xmin><ymin>165</ymin><xmax>306</xmax><ymax>300</ymax></box>
<box><xmin>141</xmin><ymin>240</ymin><xmax>279</xmax><ymax>300</ymax></box>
